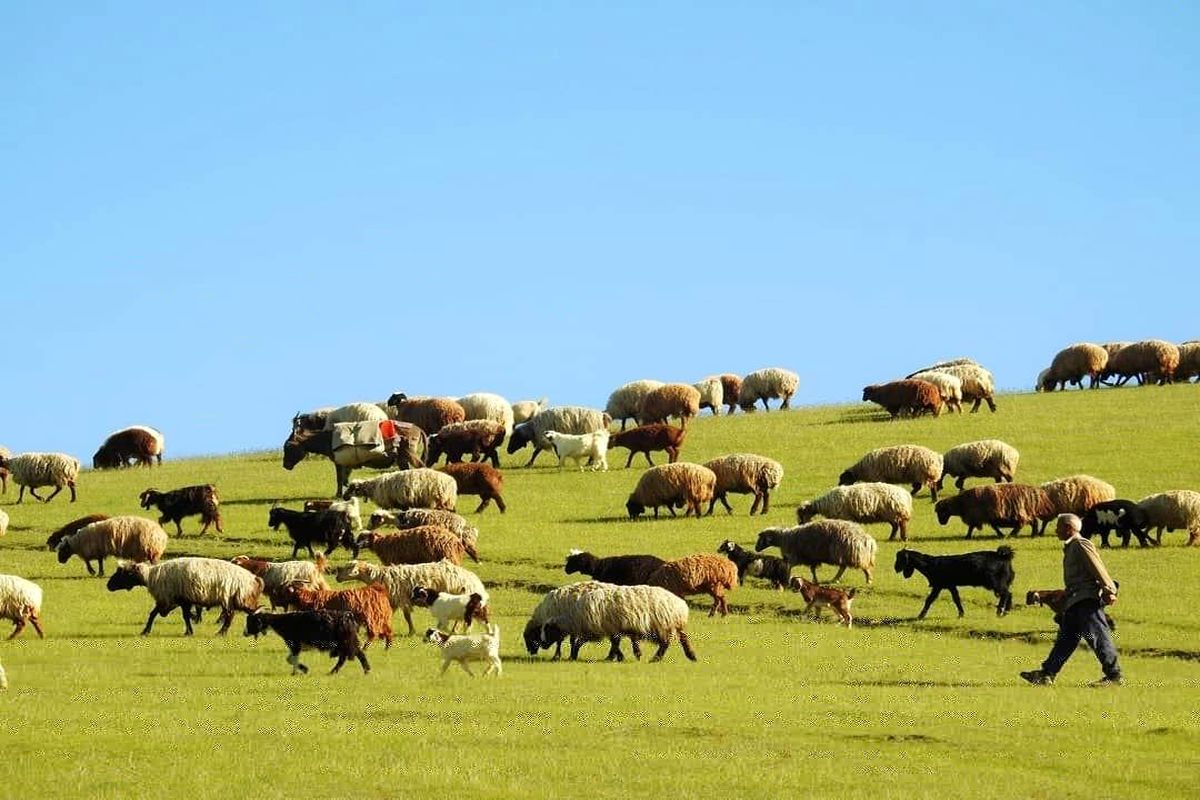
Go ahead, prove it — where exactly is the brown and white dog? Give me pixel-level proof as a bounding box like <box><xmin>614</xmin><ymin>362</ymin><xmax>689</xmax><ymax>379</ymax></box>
<box><xmin>1025</xmin><ymin>588</ymin><xmax>1116</xmax><ymax>631</ymax></box>
<box><xmin>425</xmin><ymin>624</ymin><xmax>502</xmax><ymax>677</ymax></box>
<box><xmin>789</xmin><ymin>576</ymin><xmax>856</xmax><ymax>627</ymax></box>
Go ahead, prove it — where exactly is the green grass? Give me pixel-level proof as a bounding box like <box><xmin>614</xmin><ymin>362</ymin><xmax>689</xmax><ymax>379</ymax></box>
<box><xmin>2</xmin><ymin>386</ymin><xmax>1199</xmax><ymax>799</ymax></box>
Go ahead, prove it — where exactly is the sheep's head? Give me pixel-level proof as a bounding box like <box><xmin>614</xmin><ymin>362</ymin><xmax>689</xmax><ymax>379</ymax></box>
<box><xmin>93</xmin><ymin>446</ymin><xmax>121</xmax><ymax>470</ymax></box>
<box><xmin>754</xmin><ymin>529</ymin><xmax>779</xmax><ymax>552</ymax></box>
<box><xmin>138</xmin><ymin>489</ymin><xmax>158</xmax><ymax>510</ymax></box>
<box><xmin>411</xmin><ymin>586</ymin><xmax>436</xmax><ymax>607</ymax></box>
<box><xmin>522</xmin><ymin>619</ymin><xmax>543</xmax><ymax>655</ymax></box>
<box><xmin>933</xmin><ymin>497</ymin><xmax>954</xmax><ymax>526</ymax></box>
<box><xmin>625</xmin><ymin>497</ymin><xmax>645</xmax><ymax>519</ymax></box>
<box><xmin>244</xmin><ymin>611</ymin><xmax>271</xmax><ymax>638</ymax></box>
<box><xmin>795</xmin><ymin>503</ymin><xmax>816</xmax><ymax>524</ymax></box>
<box><xmin>837</xmin><ymin>470</ymin><xmax>856</xmax><ymax>486</ymax></box>
<box><xmin>716</xmin><ymin>540</ymin><xmax>736</xmax><ymax>555</ymax></box>
<box><xmin>334</xmin><ymin>561</ymin><xmax>366</xmax><ymax>583</ymax></box>
<box><xmin>563</xmin><ymin>550</ymin><xmax>593</xmax><ymax>574</ymax></box>
<box><xmin>894</xmin><ymin>550</ymin><xmax>915</xmax><ymax>578</ymax></box>
<box><xmin>342</xmin><ymin>482</ymin><xmax>365</xmax><ymax>501</ymax></box>
<box><xmin>105</xmin><ymin>563</ymin><xmax>146</xmax><ymax>592</ymax></box>
<box><xmin>507</xmin><ymin>424</ymin><xmax>533</xmax><ymax>454</ymax></box>
<box><xmin>861</xmin><ymin>386</ymin><xmax>875</xmax><ymax>402</ymax></box>
<box><xmin>55</xmin><ymin>539</ymin><xmax>74</xmax><ymax>564</ymax></box>
<box><xmin>267</xmin><ymin>507</ymin><xmax>286</xmax><ymax>530</ymax></box>
<box><xmin>386</xmin><ymin>392</ymin><xmax>408</xmax><ymax>407</ymax></box>
<box><xmin>465</xmin><ymin>593</ymin><xmax>490</xmax><ymax>626</ymax></box>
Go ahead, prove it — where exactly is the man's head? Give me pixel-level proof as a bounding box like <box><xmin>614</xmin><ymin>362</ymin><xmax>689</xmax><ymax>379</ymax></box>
<box><xmin>1055</xmin><ymin>513</ymin><xmax>1082</xmax><ymax>541</ymax></box>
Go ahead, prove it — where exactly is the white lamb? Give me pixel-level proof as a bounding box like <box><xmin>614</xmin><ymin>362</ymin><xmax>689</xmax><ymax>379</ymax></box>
<box><xmin>543</xmin><ymin>430</ymin><xmax>610</xmax><ymax>471</ymax></box>
<box><xmin>425</xmin><ymin>624</ymin><xmax>502</xmax><ymax>677</ymax></box>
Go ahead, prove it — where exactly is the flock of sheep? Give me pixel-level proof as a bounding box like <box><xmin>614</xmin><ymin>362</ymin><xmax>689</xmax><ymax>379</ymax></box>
<box><xmin>1</xmin><ymin>352</ymin><xmax>1198</xmax><ymax>681</ymax></box>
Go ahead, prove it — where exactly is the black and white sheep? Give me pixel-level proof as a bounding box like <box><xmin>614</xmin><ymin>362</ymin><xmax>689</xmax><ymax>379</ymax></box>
<box><xmin>106</xmin><ymin>557</ymin><xmax>263</xmax><ymax>636</ymax></box>
<box><xmin>894</xmin><ymin>547</ymin><xmax>1015</xmax><ymax>618</ymax></box>
<box><xmin>1080</xmin><ymin>500</ymin><xmax>1152</xmax><ymax>548</ymax></box>
<box><xmin>755</xmin><ymin>521</ymin><xmax>877</xmax><ymax>584</ymax></box>
<box><xmin>716</xmin><ymin>540</ymin><xmax>791</xmax><ymax>589</ymax></box>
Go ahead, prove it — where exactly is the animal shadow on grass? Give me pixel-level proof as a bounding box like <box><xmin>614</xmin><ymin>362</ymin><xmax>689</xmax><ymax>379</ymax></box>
<box><xmin>222</xmin><ymin>495</ymin><xmax>311</xmax><ymax>507</ymax></box>
<box><xmin>842</xmin><ymin>732</ymin><xmax>944</xmax><ymax>743</ymax></box>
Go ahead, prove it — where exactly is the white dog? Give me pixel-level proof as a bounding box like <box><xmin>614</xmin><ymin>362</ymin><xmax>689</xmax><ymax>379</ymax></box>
<box><xmin>424</xmin><ymin>624</ymin><xmax>502</xmax><ymax>677</ymax></box>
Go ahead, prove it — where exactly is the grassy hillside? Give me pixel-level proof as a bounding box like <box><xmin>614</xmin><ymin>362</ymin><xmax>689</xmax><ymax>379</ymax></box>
<box><xmin>2</xmin><ymin>386</ymin><xmax>1199</xmax><ymax>799</ymax></box>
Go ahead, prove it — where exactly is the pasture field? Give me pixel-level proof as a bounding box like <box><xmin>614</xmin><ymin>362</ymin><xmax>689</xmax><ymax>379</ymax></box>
<box><xmin>2</xmin><ymin>387</ymin><xmax>1199</xmax><ymax>799</ymax></box>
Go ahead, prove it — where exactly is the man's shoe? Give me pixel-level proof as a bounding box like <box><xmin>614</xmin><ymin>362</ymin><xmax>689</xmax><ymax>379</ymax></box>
<box><xmin>1090</xmin><ymin>675</ymin><xmax>1124</xmax><ymax>687</ymax></box>
<box><xmin>1020</xmin><ymin>669</ymin><xmax>1054</xmax><ymax>685</ymax></box>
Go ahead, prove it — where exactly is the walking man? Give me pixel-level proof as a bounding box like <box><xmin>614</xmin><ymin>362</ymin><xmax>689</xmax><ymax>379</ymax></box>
<box><xmin>1021</xmin><ymin>513</ymin><xmax>1123</xmax><ymax>687</ymax></box>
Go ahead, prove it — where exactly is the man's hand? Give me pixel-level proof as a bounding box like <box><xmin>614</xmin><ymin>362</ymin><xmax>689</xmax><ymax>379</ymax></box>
<box><xmin>1102</xmin><ymin>589</ymin><xmax>1117</xmax><ymax>606</ymax></box>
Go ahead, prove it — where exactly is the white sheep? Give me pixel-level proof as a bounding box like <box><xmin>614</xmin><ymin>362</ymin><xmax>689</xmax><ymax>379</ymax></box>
<box><xmin>343</xmin><ymin>468</ymin><xmax>458</xmax><ymax>511</ymax></box>
<box><xmin>230</xmin><ymin>555</ymin><xmax>330</xmax><ymax>608</ymax></box>
<box><xmin>927</xmin><ymin>363</ymin><xmax>996</xmax><ymax>412</ymax></box>
<box><xmin>939</xmin><ymin>439</ymin><xmax>1020</xmax><ymax>492</ymax></box>
<box><xmin>0</xmin><ymin>452</ymin><xmax>80</xmax><ymax>503</ymax></box>
<box><xmin>907</xmin><ymin>370</ymin><xmax>964</xmax><ymax>413</ymax></box>
<box><xmin>693</xmin><ymin>377</ymin><xmax>724</xmax><ymax>416</ymax></box>
<box><xmin>737</xmin><ymin>367</ymin><xmax>799</xmax><ymax>412</ymax></box>
<box><xmin>334</xmin><ymin>559</ymin><xmax>487</xmax><ymax>635</ymax></box>
<box><xmin>507</xmin><ymin>406</ymin><xmax>612</xmax><ymax>467</ymax></box>
<box><xmin>457</xmin><ymin>392</ymin><xmax>515</xmax><ymax>435</ymax></box>
<box><xmin>56</xmin><ymin>515</ymin><xmax>169</xmax><ymax>576</ymax></box>
<box><xmin>511</xmin><ymin>397</ymin><xmax>548</xmax><ymax>425</ymax></box>
<box><xmin>322</xmin><ymin>402</ymin><xmax>389</xmax><ymax>429</ymax></box>
<box><xmin>839</xmin><ymin>445</ymin><xmax>944</xmax><ymax>502</ymax></box>
<box><xmin>367</xmin><ymin>508</ymin><xmax>480</xmax><ymax>548</ymax></box>
<box><xmin>106</xmin><ymin>557</ymin><xmax>264</xmax><ymax>636</ymax></box>
<box><xmin>1136</xmin><ymin>490</ymin><xmax>1200</xmax><ymax>545</ymax></box>
<box><xmin>543</xmin><ymin>429</ymin><xmax>610</xmax><ymax>471</ymax></box>
<box><xmin>796</xmin><ymin>483</ymin><xmax>914</xmax><ymax>541</ymax></box>
<box><xmin>626</xmin><ymin>462</ymin><xmax>717</xmax><ymax>519</ymax></box>
<box><xmin>605</xmin><ymin>380</ymin><xmax>664</xmax><ymax>430</ymax></box>
<box><xmin>0</xmin><ymin>574</ymin><xmax>44</xmax><ymax>639</ymax></box>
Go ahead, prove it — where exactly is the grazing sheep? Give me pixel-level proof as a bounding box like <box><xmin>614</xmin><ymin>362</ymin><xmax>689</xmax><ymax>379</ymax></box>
<box><xmin>507</xmin><ymin>406</ymin><xmax>612</xmax><ymax>467</ymax></box>
<box><xmin>46</xmin><ymin>514</ymin><xmax>109</xmax><ymax>550</ymax></box>
<box><xmin>647</xmin><ymin>554</ymin><xmax>739</xmax><ymax>617</ymax></box>
<box><xmin>755</xmin><ymin>521</ymin><xmax>877</xmax><ymax>584</ymax></box>
<box><xmin>456</xmin><ymin>392</ymin><xmax>515</xmax><ymax>435</ymax></box>
<box><xmin>355</xmin><ymin>526</ymin><xmax>478</xmax><ymax>565</ymax></box>
<box><xmin>334</xmin><ymin>559</ymin><xmax>487</xmax><ymax>636</ymax></box>
<box><xmin>275</xmin><ymin>583</ymin><xmax>394</xmax><ymax>649</ymax></box>
<box><xmin>1040</xmin><ymin>475</ymin><xmax>1117</xmax><ymax>526</ymax></box>
<box><xmin>230</xmin><ymin>555</ymin><xmax>330</xmax><ymax>609</ymax></box>
<box><xmin>425</xmin><ymin>625</ymin><xmax>503</xmax><ymax>676</ymax></box>
<box><xmin>426</xmin><ymin>420</ymin><xmax>507</xmax><ymax>467</ymax></box>
<box><xmin>839</xmin><ymin>445</ymin><xmax>943</xmax><ymax>501</ymax></box>
<box><xmin>693</xmin><ymin>377</ymin><xmax>724</xmax><ymax>416</ymax></box>
<box><xmin>1039</xmin><ymin>343</ymin><xmax>1109</xmax><ymax>390</ymax></box>
<box><xmin>1081</xmin><ymin>500</ymin><xmax>1152</xmax><ymax>548</ymax></box>
<box><xmin>367</xmin><ymin>508</ymin><xmax>479</xmax><ymax>549</ymax></box>
<box><xmin>267</xmin><ymin>507</ymin><xmax>355</xmax><ymax>559</ymax></box>
<box><xmin>625</xmin><ymin>462</ymin><xmax>717</xmax><ymax>519</ymax></box>
<box><xmin>522</xmin><ymin>582</ymin><xmax>611</xmax><ymax>660</ymax></box>
<box><xmin>56</xmin><ymin>516</ymin><xmax>169</xmax><ymax>577</ymax></box>
<box><xmin>939</xmin><ymin>440</ymin><xmax>1020</xmax><ymax>492</ymax></box>
<box><xmin>907</xmin><ymin>370</ymin><xmax>964</xmax><ymax>413</ymax></box>
<box><xmin>607</xmin><ymin>424</ymin><xmax>686</xmax><ymax>468</ymax></box>
<box><xmin>543</xmin><ymin>430</ymin><xmax>610</xmax><ymax>471</ymax></box>
<box><xmin>716</xmin><ymin>540</ymin><xmax>791</xmax><ymax>589</ymax></box>
<box><xmin>386</xmin><ymin>393</ymin><xmax>467</xmax><ymax>435</ymax></box>
<box><xmin>708</xmin><ymin>374</ymin><xmax>743</xmax><ymax>414</ymax></box>
<box><xmin>1104</xmin><ymin>339</ymin><xmax>1180</xmax><ymax>385</ymax></box>
<box><xmin>1137</xmin><ymin>490</ymin><xmax>1200</xmax><ymax>545</ymax></box>
<box><xmin>106</xmin><ymin>557</ymin><xmax>263</xmax><ymax>636</ymax></box>
<box><xmin>437</xmin><ymin>462</ymin><xmax>506</xmax><ymax>513</ymax></box>
<box><xmin>606</xmin><ymin>380</ymin><xmax>665</xmax><ymax>430</ymax></box>
<box><xmin>139</xmin><ymin>485</ymin><xmax>223</xmax><ymax>535</ymax></box>
<box><xmin>1175</xmin><ymin>341</ymin><xmax>1200</xmax><ymax>382</ymax></box>
<box><xmin>0</xmin><ymin>574</ymin><xmax>44</xmax><ymax>639</ymax></box>
<box><xmin>862</xmin><ymin>379</ymin><xmax>943</xmax><ymax>418</ymax></box>
<box><xmin>343</xmin><ymin>468</ymin><xmax>458</xmax><ymax>512</ymax></box>
<box><xmin>894</xmin><ymin>547</ymin><xmax>1016</xmax><ymax>618</ymax></box>
<box><xmin>411</xmin><ymin>586</ymin><xmax>490</xmax><ymax>633</ymax></box>
<box><xmin>737</xmin><ymin>367</ymin><xmax>799</xmax><ymax>412</ymax></box>
<box><xmin>789</xmin><ymin>577</ymin><xmax>856</xmax><ymax>627</ymax></box>
<box><xmin>703</xmin><ymin>454</ymin><xmax>784</xmax><ymax>516</ymax></box>
<box><xmin>797</xmin><ymin>483</ymin><xmax>913</xmax><ymax>541</ymax></box>
<box><xmin>911</xmin><ymin>363</ymin><xmax>997</xmax><ymax>412</ymax></box>
<box><xmin>0</xmin><ymin>452</ymin><xmax>79</xmax><ymax>503</ymax></box>
<box><xmin>302</xmin><ymin>496</ymin><xmax>363</xmax><ymax>532</ymax></box>
<box><xmin>245</xmin><ymin>609</ymin><xmax>370</xmax><ymax>675</ymax></box>
<box><xmin>92</xmin><ymin>426</ymin><xmax>165</xmax><ymax>469</ymax></box>
<box><xmin>563</xmin><ymin>550</ymin><xmax>667</xmax><ymax>586</ymax></box>
<box><xmin>511</xmin><ymin>397</ymin><xmax>549</xmax><ymax>425</ymax></box>
<box><xmin>638</xmin><ymin>383</ymin><xmax>702</xmax><ymax>428</ymax></box>
<box><xmin>934</xmin><ymin>484</ymin><xmax>1055</xmax><ymax>538</ymax></box>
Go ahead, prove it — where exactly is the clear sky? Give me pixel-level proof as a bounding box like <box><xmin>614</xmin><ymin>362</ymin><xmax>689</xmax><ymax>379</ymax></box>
<box><xmin>3</xmin><ymin>2</ymin><xmax>1197</xmax><ymax>459</ymax></box>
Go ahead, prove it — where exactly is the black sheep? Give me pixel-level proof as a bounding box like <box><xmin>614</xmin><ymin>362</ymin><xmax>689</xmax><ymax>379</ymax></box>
<box><xmin>563</xmin><ymin>550</ymin><xmax>666</xmax><ymax>585</ymax></box>
<box><xmin>267</xmin><ymin>507</ymin><xmax>354</xmax><ymax>559</ymax></box>
<box><xmin>244</xmin><ymin>610</ymin><xmax>369</xmax><ymax>674</ymax></box>
<box><xmin>716</xmin><ymin>540</ymin><xmax>791</xmax><ymax>589</ymax></box>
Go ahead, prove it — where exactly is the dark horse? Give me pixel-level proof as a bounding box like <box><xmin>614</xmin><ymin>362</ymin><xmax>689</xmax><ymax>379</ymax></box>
<box><xmin>283</xmin><ymin>426</ymin><xmax>426</xmax><ymax>498</ymax></box>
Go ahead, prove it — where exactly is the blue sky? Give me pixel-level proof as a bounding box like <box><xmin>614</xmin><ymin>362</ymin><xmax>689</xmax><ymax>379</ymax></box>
<box><xmin>3</xmin><ymin>2</ymin><xmax>1197</xmax><ymax>458</ymax></box>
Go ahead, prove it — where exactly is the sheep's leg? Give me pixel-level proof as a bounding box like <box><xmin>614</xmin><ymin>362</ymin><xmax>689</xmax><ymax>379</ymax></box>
<box><xmin>401</xmin><ymin>609</ymin><xmax>415</xmax><ymax>636</ymax></box>
<box><xmin>809</xmin><ymin>565</ymin><xmax>820</xmax><ymax>583</ymax></box>
<box><xmin>44</xmin><ymin>486</ymin><xmax>64</xmax><ymax>502</ymax></box>
<box><xmin>917</xmin><ymin>588</ymin><xmax>942</xmax><ymax>619</ymax></box>
<box><xmin>718</xmin><ymin>495</ymin><xmax>734</xmax><ymax>514</ymax></box>
<box><xmin>630</xmin><ymin>637</ymin><xmax>643</xmax><ymax>660</ymax></box>
<box><xmin>524</xmin><ymin>448</ymin><xmax>544</xmax><ymax>468</ymax></box>
<box><xmin>330</xmin><ymin>653</ymin><xmax>348</xmax><ymax>674</ymax></box>
<box><xmin>831</xmin><ymin>565</ymin><xmax>847</xmax><ymax>582</ymax></box>
<box><xmin>493</xmin><ymin>495</ymin><xmax>507</xmax><ymax>513</ymax></box>
<box><xmin>7</xmin><ymin>619</ymin><xmax>25</xmax><ymax>639</ymax></box>
<box><xmin>948</xmin><ymin>587</ymin><xmax>965</xmax><ymax>617</ymax></box>
<box><xmin>605</xmin><ymin>637</ymin><xmax>624</xmax><ymax>661</ymax></box>
<box><xmin>28</xmin><ymin>486</ymin><xmax>45</xmax><ymax>502</ymax></box>
<box><xmin>29</xmin><ymin>613</ymin><xmax>44</xmax><ymax>638</ymax></box>
<box><xmin>990</xmin><ymin>524</ymin><xmax>1005</xmax><ymax>538</ymax></box>
<box><xmin>216</xmin><ymin>608</ymin><xmax>234</xmax><ymax>635</ymax></box>
<box><xmin>83</xmin><ymin>559</ymin><xmax>96</xmax><ymax>576</ymax></box>
<box><xmin>664</xmin><ymin>505</ymin><xmax>674</xmax><ymax>518</ymax></box>
<box><xmin>863</xmin><ymin>567</ymin><xmax>873</xmax><ymax>584</ymax></box>
<box><xmin>16</xmin><ymin>485</ymin><xmax>26</xmax><ymax>503</ymax></box>
<box><xmin>569</xmin><ymin>637</ymin><xmax>584</xmax><ymax>661</ymax></box>
<box><xmin>758</xmin><ymin>491</ymin><xmax>770</xmax><ymax>515</ymax></box>
<box><xmin>141</xmin><ymin>607</ymin><xmax>163</xmax><ymax>636</ymax></box>
<box><xmin>287</xmin><ymin>651</ymin><xmax>309</xmax><ymax>674</ymax></box>
<box><xmin>355</xmin><ymin>650</ymin><xmax>370</xmax><ymax>673</ymax></box>
<box><xmin>650</xmin><ymin>640</ymin><xmax>671</xmax><ymax>662</ymax></box>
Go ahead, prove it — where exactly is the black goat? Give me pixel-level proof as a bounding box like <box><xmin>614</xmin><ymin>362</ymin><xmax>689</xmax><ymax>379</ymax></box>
<box><xmin>267</xmin><ymin>507</ymin><xmax>354</xmax><ymax>559</ymax></box>
<box><xmin>894</xmin><ymin>547</ymin><xmax>1015</xmax><ymax>618</ymax></box>
<box><xmin>140</xmin><ymin>485</ymin><xmax>223</xmax><ymax>535</ymax></box>
<box><xmin>563</xmin><ymin>550</ymin><xmax>665</xmax><ymax>585</ymax></box>
<box><xmin>244</xmin><ymin>610</ymin><xmax>369</xmax><ymax>674</ymax></box>
<box><xmin>716</xmin><ymin>540</ymin><xmax>791</xmax><ymax>589</ymax></box>
<box><xmin>1081</xmin><ymin>500</ymin><xmax>1152</xmax><ymax>548</ymax></box>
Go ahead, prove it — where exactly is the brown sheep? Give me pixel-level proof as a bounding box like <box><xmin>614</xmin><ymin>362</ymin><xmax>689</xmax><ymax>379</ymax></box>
<box><xmin>626</xmin><ymin>463</ymin><xmax>716</xmax><ymax>519</ymax></box>
<box><xmin>703</xmin><ymin>454</ymin><xmax>784</xmax><ymax>516</ymax></box>
<box><xmin>607</xmin><ymin>424</ymin><xmax>686</xmax><ymax>468</ymax></box>
<box><xmin>647</xmin><ymin>554</ymin><xmax>739</xmax><ymax>617</ymax></box>
<box><xmin>638</xmin><ymin>383</ymin><xmax>702</xmax><ymax>428</ymax></box>
<box><xmin>354</xmin><ymin>526</ymin><xmax>478</xmax><ymax>565</ymax></box>
<box><xmin>716</xmin><ymin>374</ymin><xmax>743</xmax><ymax>415</ymax></box>
<box><xmin>437</xmin><ymin>462</ymin><xmax>506</xmax><ymax>514</ymax></box>
<box><xmin>862</xmin><ymin>379</ymin><xmax>943</xmax><ymax>418</ymax></box>
<box><xmin>386</xmin><ymin>393</ymin><xmax>467</xmax><ymax>435</ymax></box>
<box><xmin>92</xmin><ymin>427</ymin><xmax>165</xmax><ymax>469</ymax></box>
<box><xmin>935</xmin><ymin>484</ymin><xmax>1055</xmax><ymax>538</ymax></box>
<box><xmin>1104</xmin><ymin>339</ymin><xmax>1180</xmax><ymax>386</ymax></box>
<box><xmin>1039</xmin><ymin>343</ymin><xmax>1108</xmax><ymax>390</ymax></box>
<box><xmin>427</xmin><ymin>420</ymin><xmax>507</xmax><ymax>467</ymax></box>
<box><xmin>275</xmin><ymin>582</ymin><xmax>394</xmax><ymax>649</ymax></box>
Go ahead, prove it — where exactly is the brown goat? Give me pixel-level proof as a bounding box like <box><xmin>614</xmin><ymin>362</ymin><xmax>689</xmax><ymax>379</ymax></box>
<box><xmin>607</xmin><ymin>424</ymin><xmax>686</xmax><ymax>468</ymax></box>
<box><xmin>437</xmin><ymin>462</ymin><xmax>506</xmax><ymax>513</ymax></box>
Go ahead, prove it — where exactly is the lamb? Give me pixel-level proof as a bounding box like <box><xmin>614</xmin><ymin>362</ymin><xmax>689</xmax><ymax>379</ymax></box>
<box><xmin>267</xmin><ymin>507</ymin><xmax>355</xmax><ymax>559</ymax></box>
<box><xmin>543</xmin><ymin>430</ymin><xmax>610</xmax><ymax>471</ymax></box>
<box><xmin>366</xmin><ymin>508</ymin><xmax>479</xmax><ymax>549</ymax></box>
<box><xmin>46</xmin><ymin>514</ymin><xmax>109</xmax><ymax>550</ymax></box>
<box><xmin>934</xmin><ymin>484</ymin><xmax>1054</xmax><ymax>538</ymax></box>
<box><xmin>861</xmin><ymin>379</ymin><xmax>943</xmax><ymax>418</ymax></box>
<box><xmin>506</xmin><ymin>406</ymin><xmax>612</xmax><ymax>467</ymax></box>
<box><xmin>606</xmin><ymin>380</ymin><xmax>665</xmax><ymax>430</ymax></box>
<box><xmin>1104</xmin><ymin>339</ymin><xmax>1180</xmax><ymax>385</ymax></box>
<box><xmin>1175</xmin><ymin>341</ymin><xmax>1200</xmax><ymax>382</ymax></box>
<box><xmin>737</xmin><ymin>367</ymin><xmax>799</xmax><ymax>412</ymax></box>
<box><xmin>437</xmin><ymin>462</ymin><xmax>506</xmax><ymax>513</ymax></box>
<box><xmin>1081</xmin><ymin>500</ymin><xmax>1152</xmax><ymax>548</ymax></box>
<box><xmin>716</xmin><ymin>540</ymin><xmax>791</xmax><ymax>589</ymax></box>
<box><xmin>693</xmin><ymin>376</ymin><xmax>724</xmax><ymax>416</ymax></box>
<box><xmin>894</xmin><ymin>547</ymin><xmax>1015</xmax><ymax>618</ymax></box>
<box><xmin>755</xmin><ymin>521</ymin><xmax>877</xmax><ymax>584</ymax></box>
<box><xmin>0</xmin><ymin>574</ymin><xmax>44</xmax><ymax>639</ymax></box>
<box><xmin>456</xmin><ymin>392</ymin><xmax>515</xmax><ymax>435</ymax></box>
<box><xmin>523</xmin><ymin>582</ymin><xmax>696</xmax><ymax>662</ymax></box>
<box><xmin>139</xmin><ymin>484</ymin><xmax>223</xmax><ymax>535</ymax></box>
<box><xmin>647</xmin><ymin>554</ymin><xmax>739</xmax><ymax>617</ymax></box>
<box><xmin>1038</xmin><ymin>343</ymin><xmax>1109</xmax><ymax>390</ymax></box>
<box><xmin>245</xmin><ymin>609</ymin><xmax>370</xmax><ymax>675</ymax></box>
<box><xmin>607</xmin><ymin>424</ymin><xmax>686</xmax><ymax>468</ymax></box>
<box><xmin>386</xmin><ymin>393</ymin><xmax>467</xmax><ymax>435</ymax></box>
<box><xmin>563</xmin><ymin>550</ymin><xmax>667</xmax><ymax>586</ymax></box>
<box><xmin>302</xmin><ymin>496</ymin><xmax>363</xmax><ymax>532</ymax></box>
<box><xmin>910</xmin><ymin>363</ymin><xmax>997</xmax><ymax>412</ymax></box>
<box><xmin>334</xmin><ymin>559</ymin><xmax>487</xmax><ymax>635</ymax></box>
<box><xmin>411</xmin><ymin>586</ymin><xmax>490</xmax><ymax>633</ymax></box>
<box><xmin>1040</xmin><ymin>476</ymin><xmax>1117</xmax><ymax>526</ymax></box>
<box><xmin>839</xmin><ymin>445</ymin><xmax>943</xmax><ymax>501</ymax></box>
<box><xmin>229</xmin><ymin>555</ymin><xmax>330</xmax><ymax>609</ymax></box>
<box><xmin>703</xmin><ymin>453</ymin><xmax>784</xmax><ymax>516</ymax></box>
<box><xmin>907</xmin><ymin>370</ymin><xmax>964</xmax><ymax>413</ymax></box>
<box><xmin>274</xmin><ymin>583</ymin><xmax>394</xmax><ymax>648</ymax></box>
<box><xmin>939</xmin><ymin>439</ymin><xmax>1019</xmax><ymax>492</ymax></box>
<box><xmin>0</xmin><ymin>452</ymin><xmax>80</xmax><ymax>503</ymax></box>
<box><xmin>625</xmin><ymin>462</ymin><xmax>717</xmax><ymax>519</ymax></box>
<box><xmin>56</xmin><ymin>516</ymin><xmax>169</xmax><ymax>576</ymax></box>
<box><xmin>796</xmin><ymin>483</ymin><xmax>913</xmax><ymax>541</ymax></box>
<box><xmin>92</xmin><ymin>426</ymin><xmax>165</xmax><ymax>469</ymax></box>
<box><xmin>1136</xmin><ymin>490</ymin><xmax>1200</xmax><ymax>545</ymax></box>
<box><xmin>425</xmin><ymin>624</ymin><xmax>502</xmax><ymax>676</ymax></box>
<box><xmin>354</xmin><ymin>526</ymin><xmax>478</xmax><ymax>565</ymax></box>
<box><xmin>638</xmin><ymin>383</ymin><xmax>702</xmax><ymax>428</ymax></box>
<box><xmin>426</xmin><ymin>419</ymin><xmax>507</xmax><ymax>467</ymax></box>
<box><xmin>342</xmin><ymin>468</ymin><xmax>458</xmax><ymax>512</ymax></box>
<box><xmin>511</xmin><ymin>397</ymin><xmax>548</xmax><ymax>424</ymax></box>
<box><xmin>106</xmin><ymin>557</ymin><xmax>263</xmax><ymax>636</ymax></box>
<box><xmin>789</xmin><ymin>577</ymin><xmax>855</xmax><ymax>627</ymax></box>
